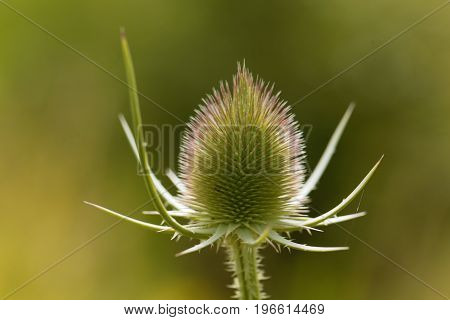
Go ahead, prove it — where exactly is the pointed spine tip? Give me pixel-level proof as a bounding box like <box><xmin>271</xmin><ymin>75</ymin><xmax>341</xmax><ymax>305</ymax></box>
<box><xmin>376</xmin><ymin>154</ymin><xmax>385</xmax><ymax>166</ymax></box>
<box><xmin>346</xmin><ymin>102</ymin><xmax>356</xmax><ymax>119</ymax></box>
<box><xmin>119</xmin><ymin>27</ymin><xmax>126</xmax><ymax>39</ymax></box>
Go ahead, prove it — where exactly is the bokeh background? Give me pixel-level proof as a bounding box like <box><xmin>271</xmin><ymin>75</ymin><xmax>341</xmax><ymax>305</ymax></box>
<box><xmin>1</xmin><ymin>0</ymin><xmax>449</xmax><ymax>299</ymax></box>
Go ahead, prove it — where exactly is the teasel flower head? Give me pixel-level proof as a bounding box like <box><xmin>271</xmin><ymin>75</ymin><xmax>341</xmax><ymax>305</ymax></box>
<box><xmin>178</xmin><ymin>64</ymin><xmax>307</xmax><ymax>233</ymax></box>
<box><xmin>85</xmin><ymin>31</ymin><xmax>382</xmax><ymax>299</ymax></box>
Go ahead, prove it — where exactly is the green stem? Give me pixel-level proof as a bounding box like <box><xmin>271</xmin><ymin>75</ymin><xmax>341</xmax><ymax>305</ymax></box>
<box><xmin>228</xmin><ymin>241</ymin><xmax>264</xmax><ymax>299</ymax></box>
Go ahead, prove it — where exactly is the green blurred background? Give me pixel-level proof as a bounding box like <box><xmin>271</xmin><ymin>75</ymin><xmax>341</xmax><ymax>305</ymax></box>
<box><xmin>1</xmin><ymin>0</ymin><xmax>449</xmax><ymax>299</ymax></box>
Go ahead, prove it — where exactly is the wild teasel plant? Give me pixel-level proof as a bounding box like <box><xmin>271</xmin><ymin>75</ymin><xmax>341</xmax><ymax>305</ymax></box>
<box><xmin>85</xmin><ymin>31</ymin><xmax>382</xmax><ymax>299</ymax></box>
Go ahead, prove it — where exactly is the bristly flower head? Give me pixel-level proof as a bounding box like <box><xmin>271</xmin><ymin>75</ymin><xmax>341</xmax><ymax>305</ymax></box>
<box><xmin>179</xmin><ymin>64</ymin><xmax>307</xmax><ymax>231</ymax></box>
<box><xmin>85</xmin><ymin>32</ymin><xmax>382</xmax><ymax>299</ymax></box>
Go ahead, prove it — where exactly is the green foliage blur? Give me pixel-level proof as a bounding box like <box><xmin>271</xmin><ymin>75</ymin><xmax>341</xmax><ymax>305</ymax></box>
<box><xmin>1</xmin><ymin>0</ymin><xmax>449</xmax><ymax>299</ymax></box>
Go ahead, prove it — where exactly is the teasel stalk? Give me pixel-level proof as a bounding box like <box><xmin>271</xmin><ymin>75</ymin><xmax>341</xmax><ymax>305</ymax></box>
<box><xmin>85</xmin><ymin>30</ymin><xmax>382</xmax><ymax>299</ymax></box>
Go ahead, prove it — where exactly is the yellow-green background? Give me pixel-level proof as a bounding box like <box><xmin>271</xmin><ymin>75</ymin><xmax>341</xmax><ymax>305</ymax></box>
<box><xmin>1</xmin><ymin>0</ymin><xmax>449</xmax><ymax>299</ymax></box>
